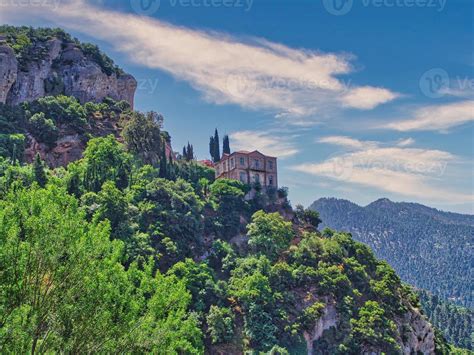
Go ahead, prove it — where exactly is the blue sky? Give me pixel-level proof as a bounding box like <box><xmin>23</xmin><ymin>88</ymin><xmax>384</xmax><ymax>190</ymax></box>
<box><xmin>2</xmin><ymin>0</ymin><xmax>473</xmax><ymax>212</ymax></box>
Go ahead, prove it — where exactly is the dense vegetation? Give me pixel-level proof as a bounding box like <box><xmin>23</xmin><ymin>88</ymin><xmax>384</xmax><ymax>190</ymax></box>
<box><xmin>0</xmin><ymin>95</ymin><xmax>458</xmax><ymax>353</ymax></box>
<box><xmin>419</xmin><ymin>289</ymin><xmax>474</xmax><ymax>350</ymax></box>
<box><xmin>311</xmin><ymin>198</ymin><xmax>474</xmax><ymax>309</ymax></box>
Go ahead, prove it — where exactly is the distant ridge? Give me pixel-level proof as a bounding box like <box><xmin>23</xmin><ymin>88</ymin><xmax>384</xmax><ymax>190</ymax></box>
<box><xmin>311</xmin><ymin>197</ymin><xmax>474</xmax><ymax>309</ymax></box>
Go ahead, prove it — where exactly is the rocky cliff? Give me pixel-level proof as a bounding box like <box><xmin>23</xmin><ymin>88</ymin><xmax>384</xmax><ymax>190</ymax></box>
<box><xmin>0</xmin><ymin>26</ymin><xmax>136</xmax><ymax>108</ymax></box>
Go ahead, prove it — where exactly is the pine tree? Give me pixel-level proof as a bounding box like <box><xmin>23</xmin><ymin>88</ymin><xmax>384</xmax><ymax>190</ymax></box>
<box><xmin>33</xmin><ymin>153</ymin><xmax>47</xmax><ymax>187</ymax></box>
<box><xmin>223</xmin><ymin>135</ymin><xmax>230</xmax><ymax>155</ymax></box>
<box><xmin>213</xmin><ymin>129</ymin><xmax>220</xmax><ymax>162</ymax></box>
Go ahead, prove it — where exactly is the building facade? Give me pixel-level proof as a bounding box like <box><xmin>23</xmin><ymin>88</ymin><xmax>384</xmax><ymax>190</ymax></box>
<box><xmin>214</xmin><ymin>150</ymin><xmax>277</xmax><ymax>188</ymax></box>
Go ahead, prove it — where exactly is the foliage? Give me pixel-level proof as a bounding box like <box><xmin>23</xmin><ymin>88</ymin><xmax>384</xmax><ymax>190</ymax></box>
<box><xmin>349</xmin><ymin>301</ymin><xmax>399</xmax><ymax>353</ymax></box>
<box><xmin>121</xmin><ymin>111</ymin><xmax>162</xmax><ymax>165</ymax></box>
<box><xmin>206</xmin><ymin>305</ymin><xmax>235</xmax><ymax>344</ymax></box>
<box><xmin>32</xmin><ymin>153</ymin><xmax>47</xmax><ymax>187</ymax></box>
<box><xmin>0</xmin><ymin>185</ymin><xmax>202</xmax><ymax>353</ymax></box>
<box><xmin>312</xmin><ymin>197</ymin><xmax>474</xmax><ymax>308</ymax></box>
<box><xmin>419</xmin><ymin>289</ymin><xmax>473</xmax><ymax>350</ymax></box>
<box><xmin>82</xmin><ymin>135</ymin><xmax>131</xmax><ymax>192</ymax></box>
<box><xmin>247</xmin><ymin>211</ymin><xmax>293</xmax><ymax>260</ymax></box>
<box><xmin>223</xmin><ymin>134</ymin><xmax>231</xmax><ymax>155</ymax></box>
<box><xmin>28</xmin><ymin>112</ymin><xmax>58</xmax><ymax>145</ymax></box>
<box><xmin>295</xmin><ymin>204</ymin><xmax>322</xmax><ymax>230</ymax></box>
<box><xmin>26</xmin><ymin>95</ymin><xmax>87</xmax><ymax>128</ymax></box>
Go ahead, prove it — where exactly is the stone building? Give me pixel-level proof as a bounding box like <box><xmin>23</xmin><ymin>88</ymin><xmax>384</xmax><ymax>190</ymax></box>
<box><xmin>214</xmin><ymin>150</ymin><xmax>277</xmax><ymax>188</ymax></box>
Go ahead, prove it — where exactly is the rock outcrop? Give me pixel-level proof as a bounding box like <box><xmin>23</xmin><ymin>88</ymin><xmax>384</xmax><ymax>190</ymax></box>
<box><xmin>398</xmin><ymin>308</ymin><xmax>436</xmax><ymax>354</ymax></box>
<box><xmin>0</xmin><ymin>38</ymin><xmax>136</xmax><ymax>108</ymax></box>
<box><xmin>303</xmin><ymin>301</ymin><xmax>338</xmax><ymax>355</ymax></box>
<box><xmin>0</xmin><ymin>43</ymin><xmax>18</xmax><ymax>103</ymax></box>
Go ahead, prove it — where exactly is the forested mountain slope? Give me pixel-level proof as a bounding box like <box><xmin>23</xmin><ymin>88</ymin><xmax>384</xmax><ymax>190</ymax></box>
<box><xmin>310</xmin><ymin>198</ymin><xmax>474</xmax><ymax>309</ymax></box>
<box><xmin>418</xmin><ymin>289</ymin><xmax>473</xmax><ymax>350</ymax></box>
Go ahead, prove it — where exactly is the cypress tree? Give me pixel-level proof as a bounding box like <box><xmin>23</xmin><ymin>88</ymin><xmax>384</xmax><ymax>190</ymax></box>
<box><xmin>183</xmin><ymin>146</ymin><xmax>187</xmax><ymax>160</ymax></box>
<box><xmin>213</xmin><ymin>129</ymin><xmax>220</xmax><ymax>162</ymax></box>
<box><xmin>33</xmin><ymin>153</ymin><xmax>47</xmax><ymax>187</ymax></box>
<box><xmin>223</xmin><ymin>135</ymin><xmax>230</xmax><ymax>155</ymax></box>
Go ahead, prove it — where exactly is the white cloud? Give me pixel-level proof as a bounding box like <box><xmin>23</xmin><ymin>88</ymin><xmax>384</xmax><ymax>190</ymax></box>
<box><xmin>230</xmin><ymin>130</ymin><xmax>298</xmax><ymax>158</ymax></box>
<box><xmin>396</xmin><ymin>137</ymin><xmax>415</xmax><ymax>147</ymax></box>
<box><xmin>0</xmin><ymin>0</ymin><xmax>399</xmax><ymax>120</ymax></box>
<box><xmin>341</xmin><ymin>86</ymin><xmax>400</xmax><ymax>110</ymax></box>
<box><xmin>383</xmin><ymin>100</ymin><xmax>474</xmax><ymax>132</ymax></box>
<box><xmin>291</xmin><ymin>137</ymin><xmax>473</xmax><ymax>202</ymax></box>
<box><xmin>317</xmin><ymin>136</ymin><xmax>378</xmax><ymax>150</ymax></box>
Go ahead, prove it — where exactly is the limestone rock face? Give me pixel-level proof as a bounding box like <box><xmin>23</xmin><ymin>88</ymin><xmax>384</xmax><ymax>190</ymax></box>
<box><xmin>0</xmin><ymin>43</ymin><xmax>18</xmax><ymax>104</ymax></box>
<box><xmin>398</xmin><ymin>309</ymin><xmax>436</xmax><ymax>355</ymax></box>
<box><xmin>2</xmin><ymin>38</ymin><xmax>136</xmax><ymax>107</ymax></box>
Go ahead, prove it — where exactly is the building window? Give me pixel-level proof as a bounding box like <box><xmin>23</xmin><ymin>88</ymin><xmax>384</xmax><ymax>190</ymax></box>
<box><xmin>216</xmin><ymin>165</ymin><xmax>220</xmax><ymax>174</ymax></box>
<box><xmin>240</xmin><ymin>172</ymin><xmax>246</xmax><ymax>183</ymax></box>
<box><xmin>240</xmin><ymin>157</ymin><xmax>245</xmax><ymax>166</ymax></box>
<box><xmin>231</xmin><ymin>158</ymin><xmax>235</xmax><ymax>168</ymax></box>
<box><xmin>253</xmin><ymin>174</ymin><xmax>260</xmax><ymax>183</ymax></box>
<box><xmin>269</xmin><ymin>175</ymin><xmax>273</xmax><ymax>185</ymax></box>
<box><xmin>254</xmin><ymin>159</ymin><xmax>260</xmax><ymax>169</ymax></box>
<box><xmin>268</xmin><ymin>160</ymin><xmax>273</xmax><ymax>170</ymax></box>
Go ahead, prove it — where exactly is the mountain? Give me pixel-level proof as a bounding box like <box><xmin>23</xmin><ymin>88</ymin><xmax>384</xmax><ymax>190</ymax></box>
<box><xmin>0</xmin><ymin>26</ymin><xmax>456</xmax><ymax>354</ymax></box>
<box><xmin>310</xmin><ymin>197</ymin><xmax>474</xmax><ymax>309</ymax></box>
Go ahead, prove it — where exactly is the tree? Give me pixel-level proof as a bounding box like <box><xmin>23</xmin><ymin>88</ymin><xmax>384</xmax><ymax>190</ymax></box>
<box><xmin>28</xmin><ymin>112</ymin><xmax>58</xmax><ymax>146</ymax></box>
<box><xmin>295</xmin><ymin>204</ymin><xmax>322</xmax><ymax>230</ymax></box>
<box><xmin>182</xmin><ymin>142</ymin><xmax>194</xmax><ymax>161</ymax></box>
<box><xmin>33</xmin><ymin>153</ymin><xmax>47</xmax><ymax>187</ymax></box>
<box><xmin>349</xmin><ymin>300</ymin><xmax>399</xmax><ymax>353</ymax></box>
<box><xmin>82</xmin><ymin>135</ymin><xmax>131</xmax><ymax>192</ymax></box>
<box><xmin>247</xmin><ymin>211</ymin><xmax>293</xmax><ymax>261</ymax></box>
<box><xmin>206</xmin><ymin>306</ymin><xmax>235</xmax><ymax>344</ymax></box>
<box><xmin>213</xmin><ymin>129</ymin><xmax>220</xmax><ymax>162</ymax></box>
<box><xmin>121</xmin><ymin>111</ymin><xmax>161</xmax><ymax>165</ymax></box>
<box><xmin>223</xmin><ymin>134</ymin><xmax>230</xmax><ymax>155</ymax></box>
<box><xmin>0</xmin><ymin>185</ymin><xmax>204</xmax><ymax>353</ymax></box>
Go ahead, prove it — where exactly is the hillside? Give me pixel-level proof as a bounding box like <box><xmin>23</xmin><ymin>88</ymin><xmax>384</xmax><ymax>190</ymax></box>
<box><xmin>0</xmin><ymin>26</ymin><xmax>460</xmax><ymax>354</ymax></box>
<box><xmin>310</xmin><ymin>198</ymin><xmax>474</xmax><ymax>309</ymax></box>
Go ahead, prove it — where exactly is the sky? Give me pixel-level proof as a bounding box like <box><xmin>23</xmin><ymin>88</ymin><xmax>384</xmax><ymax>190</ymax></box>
<box><xmin>1</xmin><ymin>0</ymin><xmax>473</xmax><ymax>213</ymax></box>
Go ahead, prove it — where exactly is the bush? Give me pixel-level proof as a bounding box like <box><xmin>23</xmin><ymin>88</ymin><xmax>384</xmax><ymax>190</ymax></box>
<box><xmin>28</xmin><ymin>112</ymin><xmax>58</xmax><ymax>145</ymax></box>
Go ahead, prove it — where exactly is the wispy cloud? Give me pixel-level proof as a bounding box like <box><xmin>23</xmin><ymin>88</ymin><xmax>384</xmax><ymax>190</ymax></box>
<box><xmin>291</xmin><ymin>136</ymin><xmax>472</xmax><ymax>202</ymax></box>
<box><xmin>317</xmin><ymin>136</ymin><xmax>378</xmax><ymax>150</ymax></box>
<box><xmin>230</xmin><ymin>130</ymin><xmax>298</xmax><ymax>158</ymax></box>
<box><xmin>382</xmin><ymin>100</ymin><xmax>474</xmax><ymax>132</ymax></box>
<box><xmin>396</xmin><ymin>137</ymin><xmax>415</xmax><ymax>147</ymax></box>
<box><xmin>0</xmin><ymin>0</ymin><xmax>399</xmax><ymax>120</ymax></box>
